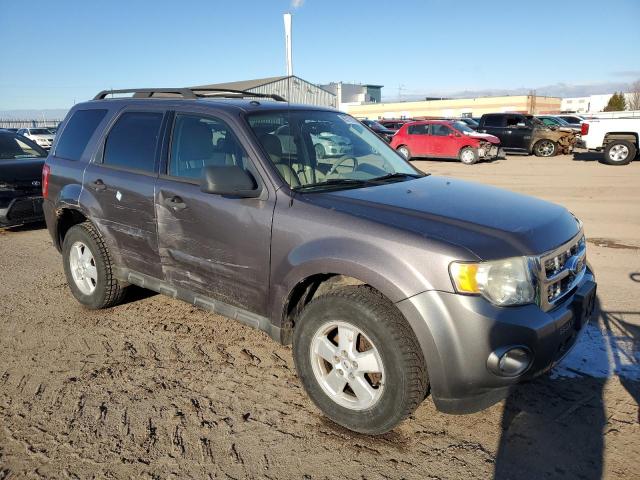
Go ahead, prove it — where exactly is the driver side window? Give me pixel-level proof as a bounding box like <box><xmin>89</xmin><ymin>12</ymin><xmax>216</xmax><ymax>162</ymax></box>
<box><xmin>169</xmin><ymin>114</ymin><xmax>251</xmax><ymax>181</ymax></box>
<box><xmin>431</xmin><ymin>124</ymin><xmax>452</xmax><ymax>136</ymax></box>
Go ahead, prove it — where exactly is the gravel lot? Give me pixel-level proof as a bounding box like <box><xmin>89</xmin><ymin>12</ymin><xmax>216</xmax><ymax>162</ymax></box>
<box><xmin>1</xmin><ymin>152</ymin><xmax>638</xmax><ymax>479</ymax></box>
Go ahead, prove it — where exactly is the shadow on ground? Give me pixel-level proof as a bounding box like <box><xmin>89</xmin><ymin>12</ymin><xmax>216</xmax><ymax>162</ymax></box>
<box><xmin>494</xmin><ymin>298</ymin><xmax>640</xmax><ymax>479</ymax></box>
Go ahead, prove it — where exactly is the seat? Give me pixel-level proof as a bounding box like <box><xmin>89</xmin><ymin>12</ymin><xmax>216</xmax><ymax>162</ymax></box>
<box><xmin>259</xmin><ymin>133</ymin><xmax>326</xmax><ymax>187</ymax></box>
<box><xmin>173</xmin><ymin>119</ymin><xmax>225</xmax><ymax>178</ymax></box>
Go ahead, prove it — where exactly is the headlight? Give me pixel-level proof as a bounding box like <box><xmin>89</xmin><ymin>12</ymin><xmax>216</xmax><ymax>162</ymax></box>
<box><xmin>449</xmin><ymin>257</ymin><xmax>535</xmax><ymax>306</ymax></box>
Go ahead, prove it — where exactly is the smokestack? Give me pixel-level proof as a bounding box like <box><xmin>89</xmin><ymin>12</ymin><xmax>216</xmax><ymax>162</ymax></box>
<box><xmin>283</xmin><ymin>13</ymin><xmax>293</xmax><ymax>76</ymax></box>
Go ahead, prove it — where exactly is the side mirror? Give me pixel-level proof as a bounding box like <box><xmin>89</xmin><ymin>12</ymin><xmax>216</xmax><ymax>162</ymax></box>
<box><xmin>200</xmin><ymin>165</ymin><xmax>260</xmax><ymax>198</ymax></box>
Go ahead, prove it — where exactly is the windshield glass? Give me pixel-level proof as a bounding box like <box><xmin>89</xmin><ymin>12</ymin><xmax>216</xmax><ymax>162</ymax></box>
<box><xmin>451</xmin><ymin>121</ymin><xmax>475</xmax><ymax>134</ymax></box>
<box><xmin>247</xmin><ymin>110</ymin><xmax>422</xmax><ymax>191</ymax></box>
<box><xmin>30</xmin><ymin>128</ymin><xmax>51</xmax><ymax>135</ymax></box>
<box><xmin>363</xmin><ymin>119</ymin><xmax>385</xmax><ymax>130</ymax></box>
<box><xmin>0</xmin><ymin>134</ymin><xmax>47</xmax><ymax>159</ymax></box>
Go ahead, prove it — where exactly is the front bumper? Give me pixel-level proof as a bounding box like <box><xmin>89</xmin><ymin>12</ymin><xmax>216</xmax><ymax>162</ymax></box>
<box><xmin>396</xmin><ymin>268</ymin><xmax>596</xmax><ymax>414</ymax></box>
<box><xmin>0</xmin><ymin>195</ymin><xmax>44</xmax><ymax>227</ymax></box>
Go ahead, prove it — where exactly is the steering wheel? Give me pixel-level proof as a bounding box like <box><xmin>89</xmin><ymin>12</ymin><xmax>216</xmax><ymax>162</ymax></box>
<box><xmin>327</xmin><ymin>156</ymin><xmax>359</xmax><ymax>177</ymax></box>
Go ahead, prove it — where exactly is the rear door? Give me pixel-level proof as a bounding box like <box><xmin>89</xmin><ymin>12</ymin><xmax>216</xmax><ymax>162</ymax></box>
<box><xmin>154</xmin><ymin>111</ymin><xmax>274</xmax><ymax>315</ymax></box>
<box><xmin>505</xmin><ymin>114</ymin><xmax>532</xmax><ymax>149</ymax></box>
<box><xmin>406</xmin><ymin>123</ymin><xmax>430</xmax><ymax>156</ymax></box>
<box><xmin>82</xmin><ymin>108</ymin><xmax>166</xmax><ymax>279</ymax></box>
<box><xmin>479</xmin><ymin>114</ymin><xmax>507</xmax><ymax>144</ymax></box>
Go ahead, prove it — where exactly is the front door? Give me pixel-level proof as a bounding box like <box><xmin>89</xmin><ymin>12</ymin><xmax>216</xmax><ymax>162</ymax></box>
<box><xmin>430</xmin><ymin>123</ymin><xmax>455</xmax><ymax>157</ymax></box>
<box><xmin>155</xmin><ymin>112</ymin><xmax>274</xmax><ymax>315</ymax></box>
<box><xmin>82</xmin><ymin>109</ymin><xmax>166</xmax><ymax>279</ymax></box>
<box><xmin>504</xmin><ymin>114</ymin><xmax>532</xmax><ymax>149</ymax></box>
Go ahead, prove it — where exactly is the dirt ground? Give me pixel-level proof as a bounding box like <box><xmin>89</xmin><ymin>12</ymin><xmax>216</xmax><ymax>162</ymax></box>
<box><xmin>1</xmin><ymin>152</ymin><xmax>638</xmax><ymax>480</ymax></box>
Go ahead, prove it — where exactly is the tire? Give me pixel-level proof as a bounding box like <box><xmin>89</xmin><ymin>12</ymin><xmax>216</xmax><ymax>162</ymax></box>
<box><xmin>533</xmin><ymin>139</ymin><xmax>557</xmax><ymax>157</ymax></box>
<box><xmin>62</xmin><ymin>221</ymin><xmax>127</xmax><ymax>309</ymax></box>
<box><xmin>293</xmin><ymin>285</ymin><xmax>428</xmax><ymax>434</ymax></box>
<box><xmin>459</xmin><ymin>146</ymin><xmax>478</xmax><ymax>165</ymax></box>
<box><xmin>601</xmin><ymin>140</ymin><xmax>635</xmax><ymax>166</ymax></box>
<box><xmin>314</xmin><ymin>143</ymin><xmax>326</xmax><ymax>159</ymax></box>
<box><xmin>397</xmin><ymin>145</ymin><xmax>411</xmax><ymax>160</ymax></box>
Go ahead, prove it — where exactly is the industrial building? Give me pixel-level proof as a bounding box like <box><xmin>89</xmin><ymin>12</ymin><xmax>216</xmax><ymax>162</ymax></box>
<box><xmin>319</xmin><ymin>82</ymin><xmax>383</xmax><ymax>109</ymax></box>
<box><xmin>343</xmin><ymin>95</ymin><xmax>562</xmax><ymax>119</ymax></box>
<box><xmin>191</xmin><ymin>75</ymin><xmax>336</xmax><ymax>108</ymax></box>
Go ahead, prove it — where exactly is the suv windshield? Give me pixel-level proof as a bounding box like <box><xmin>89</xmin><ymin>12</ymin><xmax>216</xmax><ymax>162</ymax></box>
<box><xmin>451</xmin><ymin>121</ymin><xmax>475</xmax><ymax>134</ymax></box>
<box><xmin>0</xmin><ymin>133</ymin><xmax>47</xmax><ymax>159</ymax></box>
<box><xmin>247</xmin><ymin>110</ymin><xmax>422</xmax><ymax>191</ymax></box>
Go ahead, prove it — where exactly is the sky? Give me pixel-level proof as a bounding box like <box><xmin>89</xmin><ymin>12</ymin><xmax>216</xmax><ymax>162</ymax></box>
<box><xmin>1</xmin><ymin>0</ymin><xmax>639</xmax><ymax>111</ymax></box>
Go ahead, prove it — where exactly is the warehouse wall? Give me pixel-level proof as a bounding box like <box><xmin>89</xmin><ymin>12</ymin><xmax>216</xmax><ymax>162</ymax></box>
<box><xmin>249</xmin><ymin>77</ymin><xmax>337</xmax><ymax>108</ymax></box>
<box><xmin>343</xmin><ymin>95</ymin><xmax>562</xmax><ymax>119</ymax></box>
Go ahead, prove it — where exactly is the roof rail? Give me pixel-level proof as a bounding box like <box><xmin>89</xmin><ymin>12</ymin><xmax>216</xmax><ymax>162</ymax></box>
<box><xmin>93</xmin><ymin>87</ymin><xmax>286</xmax><ymax>102</ymax></box>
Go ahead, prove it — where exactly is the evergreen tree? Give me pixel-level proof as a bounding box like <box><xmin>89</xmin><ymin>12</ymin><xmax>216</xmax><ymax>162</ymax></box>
<box><xmin>603</xmin><ymin>92</ymin><xmax>627</xmax><ymax>111</ymax></box>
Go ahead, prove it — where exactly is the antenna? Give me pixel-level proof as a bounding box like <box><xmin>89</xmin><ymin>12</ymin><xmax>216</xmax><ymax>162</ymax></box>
<box><xmin>283</xmin><ymin>13</ymin><xmax>293</xmax><ymax>76</ymax></box>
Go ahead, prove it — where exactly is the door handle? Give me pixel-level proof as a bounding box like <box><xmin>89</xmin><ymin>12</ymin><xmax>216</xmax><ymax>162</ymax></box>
<box><xmin>164</xmin><ymin>195</ymin><xmax>187</xmax><ymax>211</ymax></box>
<box><xmin>91</xmin><ymin>179</ymin><xmax>107</xmax><ymax>191</ymax></box>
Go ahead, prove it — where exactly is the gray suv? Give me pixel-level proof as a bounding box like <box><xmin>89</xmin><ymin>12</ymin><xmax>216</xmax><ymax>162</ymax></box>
<box><xmin>43</xmin><ymin>88</ymin><xmax>596</xmax><ymax>434</ymax></box>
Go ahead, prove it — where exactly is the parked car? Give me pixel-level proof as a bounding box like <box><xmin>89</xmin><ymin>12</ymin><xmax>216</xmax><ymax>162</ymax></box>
<box><xmin>44</xmin><ymin>87</ymin><xmax>596</xmax><ymax>435</ymax></box>
<box><xmin>452</xmin><ymin>118</ymin><xmax>479</xmax><ymax>130</ymax></box>
<box><xmin>557</xmin><ymin>114</ymin><xmax>585</xmax><ymax>125</ymax></box>
<box><xmin>580</xmin><ymin>118</ymin><xmax>640</xmax><ymax>165</ymax></box>
<box><xmin>536</xmin><ymin>115</ymin><xmax>581</xmax><ymax>132</ymax></box>
<box><xmin>390</xmin><ymin>120</ymin><xmax>500</xmax><ymax>164</ymax></box>
<box><xmin>274</xmin><ymin>124</ymin><xmax>353</xmax><ymax>158</ymax></box>
<box><xmin>477</xmin><ymin>113</ymin><xmax>577</xmax><ymax>157</ymax></box>
<box><xmin>0</xmin><ymin>129</ymin><xmax>47</xmax><ymax>227</ymax></box>
<box><xmin>16</xmin><ymin>127</ymin><xmax>55</xmax><ymax>150</ymax></box>
<box><xmin>378</xmin><ymin>119</ymin><xmax>415</xmax><ymax>133</ymax></box>
<box><xmin>360</xmin><ymin>119</ymin><xmax>395</xmax><ymax>142</ymax></box>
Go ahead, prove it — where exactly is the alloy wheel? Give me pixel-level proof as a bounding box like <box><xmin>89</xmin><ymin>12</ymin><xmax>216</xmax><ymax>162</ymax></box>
<box><xmin>309</xmin><ymin>321</ymin><xmax>385</xmax><ymax>410</ymax></box>
<box><xmin>69</xmin><ymin>241</ymin><xmax>98</xmax><ymax>295</ymax></box>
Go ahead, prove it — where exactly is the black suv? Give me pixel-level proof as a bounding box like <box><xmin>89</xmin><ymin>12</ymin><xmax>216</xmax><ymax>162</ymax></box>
<box><xmin>44</xmin><ymin>88</ymin><xmax>596</xmax><ymax>434</ymax></box>
<box><xmin>478</xmin><ymin>113</ymin><xmax>577</xmax><ymax>157</ymax></box>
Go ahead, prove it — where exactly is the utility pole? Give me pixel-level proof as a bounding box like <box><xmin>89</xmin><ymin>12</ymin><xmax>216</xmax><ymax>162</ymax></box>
<box><xmin>397</xmin><ymin>84</ymin><xmax>406</xmax><ymax>102</ymax></box>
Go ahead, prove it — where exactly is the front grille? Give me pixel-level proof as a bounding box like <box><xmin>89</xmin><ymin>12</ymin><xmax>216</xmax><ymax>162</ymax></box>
<box><xmin>536</xmin><ymin>232</ymin><xmax>586</xmax><ymax>312</ymax></box>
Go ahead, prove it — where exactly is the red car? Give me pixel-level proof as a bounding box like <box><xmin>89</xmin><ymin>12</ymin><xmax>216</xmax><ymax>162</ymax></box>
<box><xmin>390</xmin><ymin>120</ymin><xmax>501</xmax><ymax>164</ymax></box>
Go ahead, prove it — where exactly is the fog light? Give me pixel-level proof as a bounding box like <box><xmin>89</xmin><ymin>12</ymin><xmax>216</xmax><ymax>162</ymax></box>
<box><xmin>487</xmin><ymin>346</ymin><xmax>532</xmax><ymax>377</ymax></box>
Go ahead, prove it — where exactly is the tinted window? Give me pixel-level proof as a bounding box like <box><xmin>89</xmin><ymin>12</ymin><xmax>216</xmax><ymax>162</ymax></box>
<box><xmin>103</xmin><ymin>112</ymin><xmax>163</xmax><ymax>172</ymax></box>
<box><xmin>483</xmin><ymin>116</ymin><xmax>504</xmax><ymax>127</ymax></box>
<box><xmin>56</xmin><ymin>109</ymin><xmax>107</xmax><ymax>161</ymax></box>
<box><xmin>431</xmin><ymin>124</ymin><xmax>452</xmax><ymax>136</ymax></box>
<box><xmin>169</xmin><ymin>114</ymin><xmax>250</xmax><ymax>180</ymax></box>
<box><xmin>506</xmin><ymin>115</ymin><xmax>527</xmax><ymax>127</ymax></box>
<box><xmin>408</xmin><ymin>124</ymin><xmax>428</xmax><ymax>135</ymax></box>
<box><xmin>0</xmin><ymin>134</ymin><xmax>47</xmax><ymax>160</ymax></box>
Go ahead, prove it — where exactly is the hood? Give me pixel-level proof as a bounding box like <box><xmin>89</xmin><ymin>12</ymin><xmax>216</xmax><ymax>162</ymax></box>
<box><xmin>465</xmin><ymin>131</ymin><xmax>500</xmax><ymax>144</ymax></box>
<box><xmin>0</xmin><ymin>157</ymin><xmax>45</xmax><ymax>188</ymax></box>
<box><xmin>306</xmin><ymin>176</ymin><xmax>580</xmax><ymax>260</ymax></box>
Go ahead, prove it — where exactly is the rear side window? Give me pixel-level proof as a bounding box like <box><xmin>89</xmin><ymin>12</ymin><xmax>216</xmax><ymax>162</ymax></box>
<box><xmin>482</xmin><ymin>116</ymin><xmax>504</xmax><ymax>127</ymax></box>
<box><xmin>408</xmin><ymin>124</ymin><xmax>428</xmax><ymax>135</ymax></box>
<box><xmin>103</xmin><ymin>112</ymin><xmax>163</xmax><ymax>172</ymax></box>
<box><xmin>55</xmin><ymin>109</ymin><xmax>107</xmax><ymax>161</ymax></box>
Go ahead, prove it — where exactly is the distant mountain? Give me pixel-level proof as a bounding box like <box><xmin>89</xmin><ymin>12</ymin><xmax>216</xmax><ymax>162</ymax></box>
<box><xmin>383</xmin><ymin>81</ymin><xmax>635</xmax><ymax>102</ymax></box>
<box><xmin>0</xmin><ymin>109</ymin><xmax>69</xmax><ymax>120</ymax></box>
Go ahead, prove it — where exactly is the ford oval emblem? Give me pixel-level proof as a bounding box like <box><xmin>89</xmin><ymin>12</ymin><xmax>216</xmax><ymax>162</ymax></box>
<box><xmin>32</xmin><ymin>180</ymin><xmax>41</xmax><ymax>187</ymax></box>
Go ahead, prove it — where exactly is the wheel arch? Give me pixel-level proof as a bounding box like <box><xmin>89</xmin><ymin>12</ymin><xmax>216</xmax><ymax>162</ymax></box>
<box><xmin>603</xmin><ymin>132</ymin><xmax>638</xmax><ymax>147</ymax></box>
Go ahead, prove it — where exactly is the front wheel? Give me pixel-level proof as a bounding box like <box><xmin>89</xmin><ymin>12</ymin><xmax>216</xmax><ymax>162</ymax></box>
<box><xmin>293</xmin><ymin>286</ymin><xmax>428</xmax><ymax>434</ymax></box>
<box><xmin>533</xmin><ymin>139</ymin><xmax>557</xmax><ymax>157</ymax></box>
<box><xmin>601</xmin><ymin>140</ymin><xmax>635</xmax><ymax>165</ymax></box>
<box><xmin>459</xmin><ymin>146</ymin><xmax>479</xmax><ymax>164</ymax></box>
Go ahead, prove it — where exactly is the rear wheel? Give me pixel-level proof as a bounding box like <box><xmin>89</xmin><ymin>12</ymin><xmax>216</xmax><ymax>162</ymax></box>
<box><xmin>533</xmin><ymin>139</ymin><xmax>557</xmax><ymax>157</ymax></box>
<box><xmin>602</xmin><ymin>140</ymin><xmax>635</xmax><ymax>166</ymax></box>
<box><xmin>293</xmin><ymin>286</ymin><xmax>428</xmax><ymax>434</ymax></box>
<box><xmin>459</xmin><ymin>147</ymin><xmax>478</xmax><ymax>164</ymax></box>
<box><xmin>62</xmin><ymin>221</ymin><xmax>127</xmax><ymax>309</ymax></box>
<box><xmin>397</xmin><ymin>145</ymin><xmax>411</xmax><ymax>160</ymax></box>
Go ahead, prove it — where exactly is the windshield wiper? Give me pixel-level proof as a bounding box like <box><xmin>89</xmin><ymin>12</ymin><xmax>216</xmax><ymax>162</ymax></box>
<box><xmin>293</xmin><ymin>178</ymin><xmax>372</xmax><ymax>192</ymax></box>
<box><xmin>368</xmin><ymin>172</ymin><xmax>426</xmax><ymax>183</ymax></box>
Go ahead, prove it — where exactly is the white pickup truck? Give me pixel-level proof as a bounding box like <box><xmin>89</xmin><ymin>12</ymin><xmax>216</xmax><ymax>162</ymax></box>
<box><xmin>580</xmin><ymin>118</ymin><xmax>640</xmax><ymax>165</ymax></box>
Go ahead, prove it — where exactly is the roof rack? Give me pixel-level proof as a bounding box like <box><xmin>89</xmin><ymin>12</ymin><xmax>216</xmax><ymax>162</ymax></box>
<box><xmin>93</xmin><ymin>87</ymin><xmax>287</xmax><ymax>102</ymax></box>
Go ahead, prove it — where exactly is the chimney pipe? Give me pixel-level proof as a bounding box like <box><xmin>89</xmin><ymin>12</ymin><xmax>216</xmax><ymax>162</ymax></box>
<box><xmin>283</xmin><ymin>13</ymin><xmax>293</xmax><ymax>76</ymax></box>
